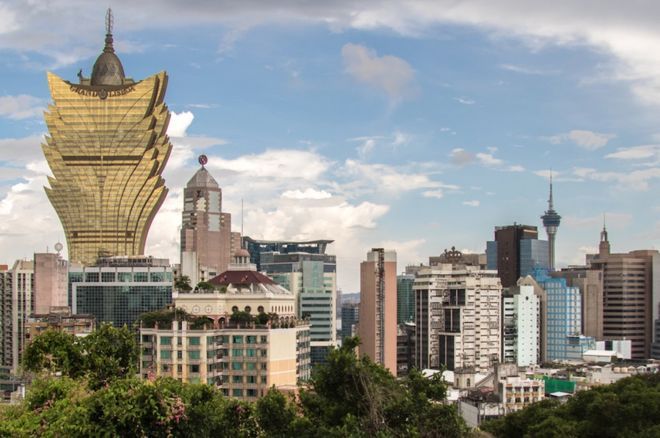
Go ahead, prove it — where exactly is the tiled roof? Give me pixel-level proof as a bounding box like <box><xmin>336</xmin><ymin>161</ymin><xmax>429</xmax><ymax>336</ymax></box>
<box><xmin>209</xmin><ymin>270</ymin><xmax>276</xmax><ymax>286</ymax></box>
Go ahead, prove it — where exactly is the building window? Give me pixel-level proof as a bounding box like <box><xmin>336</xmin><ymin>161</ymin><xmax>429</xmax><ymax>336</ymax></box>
<box><xmin>260</xmin><ymin>363</ymin><xmax>267</xmax><ymax>370</ymax></box>
<box><xmin>232</xmin><ymin>375</ymin><xmax>243</xmax><ymax>383</ymax></box>
<box><xmin>101</xmin><ymin>272</ymin><xmax>115</xmax><ymax>282</ymax></box>
<box><xmin>233</xmin><ymin>336</ymin><xmax>243</xmax><ymax>344</ymax></box>
<box><xmin>244</xmin><ymin>306</ymin><xmax>251</xmax><ymax>313</ymax></box>
<box><xmin>85</xmin><ymin>272</ymin><xmax>99</xmax><ymax>282</ymax></box>
<box><xmin>246</xmin><ymin>349</ymin><xmax>256</xmax><ymax>357</ymax></box>
<box><xmin>177</xmin><ymin>351</ymin><xmax>183</xmax><ymax>359</ymax></box>
<box><xmin>260</xmin><ymin>349</ymin><xmax>267</xmax><ymax>357</ymax></box>
<box><xmin>232</xmin><ymin>362</ymin><xmax>243</xmax><ymax>371</ymax></box>
<box><xmin>134</xmin><ymin>272</ymin><xmax>149</xmax><ymax>282</ymax></box>
<box><xmin>189</xmin><ymin>351</ymin><xmax>200</xmax><ymax>360</ymax></box>
<box><xmin>190</xmin><ymin>364</ymin><xmax>200</xmax><ymax>373</ymax></box>
<box><xmin>260</xmin><ymin>336</ymin><xmax>268</xmax><ymax>344</ymax></box>
<box><xmin>189</xmin><ymin>337</ymin><xmax>201</xmax><ymax>346</ymax></box>
<box><xmin>160</xmin><ymin>336</ymin><xmax>172</xmax><ymax>345</ymax></box>
<box><xmin>232</xmin><ymin>349</ymin><xmax>243</xmax><ymax>357</ymax></box>
<box><xmin>247</xmin><ymin>336</ymin><xmax>257</xmax><ymax>344</ymax></box>
<box><xmin>118</xmin><ymin>272</ymin><xmax>132</xmax><ymax>282</ymax></box>
<box><xmin>247</xmin><ymin>389</ymin><xmax>257</xmax><ymax>397</ymax></box>
<box><xmin>160</xmin><ymin>350</ymin><xmax>171</xmax><ymax>359</ymax></box>
<box><xmin>246</xmin><ymin>362</ymin><xmax>256</xmax><ymax>371</ymax></box>
<box><xmin>247</xmin><ymin>376</ymin><xmax>256</xmax><ymax>384</ymax></box>
<box><xmin>261</xmin><ymin>376</ymin><xmax>267</xmax><ymax>384</ymax></box>
<box><xmin>232</xmin><ymin>389</ymin><xmax>243</xmax><ymax>397</ymax></box>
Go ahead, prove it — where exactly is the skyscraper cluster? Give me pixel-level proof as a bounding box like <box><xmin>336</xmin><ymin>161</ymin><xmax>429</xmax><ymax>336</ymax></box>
<box><xmin>1</xmin><ymin>10</ymin><xmax>659</xmax><ymax>409</ymax></box>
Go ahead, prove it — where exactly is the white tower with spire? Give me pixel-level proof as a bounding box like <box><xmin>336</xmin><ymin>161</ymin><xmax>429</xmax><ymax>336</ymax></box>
<box><xmin>541</xmin><ymin>174</ymin><xmax>561</xmax><ymax>271</ymax></box>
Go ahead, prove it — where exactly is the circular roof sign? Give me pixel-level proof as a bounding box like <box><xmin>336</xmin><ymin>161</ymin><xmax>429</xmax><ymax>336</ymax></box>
<box><xmin>198</xmin><ymin>155</ymin><xmax>208</xmax><ymax>166</ymax></box>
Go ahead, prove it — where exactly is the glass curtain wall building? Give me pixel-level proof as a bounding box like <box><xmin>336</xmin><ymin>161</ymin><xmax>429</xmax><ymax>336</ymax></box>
<box><xmin>260</xmin><ymin>252</ymin><xmax>337</xmax><ymax>366</ymax></box>
<box><xmin>70</xmin><ymin>257</ymin><xmax>173</xmax><ymax>327</ymax></box>
<box><xmin>397</xmin><ymin>274</ymin><xmax>415</xmax><ymax>324</ymax></box>
<box><xmin>533</xmin><ymin>269</ymin><xmax>594</xmax><ymax>362</ymax></box>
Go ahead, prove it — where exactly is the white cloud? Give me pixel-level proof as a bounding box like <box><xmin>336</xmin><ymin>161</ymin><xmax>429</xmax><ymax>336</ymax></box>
<box><xmin>281</xmin><ymin>188</ymin><xmax>332</xmax><ymax>200</ymax></box>
<box><xmin>462</xmin><ymin>200</ymin><xmax>480</xmax><ymax>207</ymax></box>
<box><xmin>606</xmin><ymin>144</ymin><xmax>660</xmax><ymax>164</ymax></box>
<box><xmin>569</xmin><ymin>166</ymin><xmax>660</xmax><ymax>190</ymax></box>
<box><xmin>500</xmin><ymin>64</ymin><xmax>559</xmax><ymax>75</ymax></box>
<box><xmin>341</xmin><ymin>43</ymin><xmax>416</xmax><ymax>101</ymax></box>
<box><xmin>167</xmin><ymin>111</ymin><xmax>195</xmax><ymax>138</ymax></box>
<box><xmin>544</xmin><ymin>130</ymin><xmax>615</xmax><ymax>150</ymax></box>
<box><xmin>475</xmin><ymin>152</ymin><xmax>503</xmax><ymax>167</ymax></box>
<box><xmin>210</xmin><ymin>149</ymin><xmax>331</xmax><ymax>181</ymax></box>
<box><xmin>0</xmin><ymin>135</ymin><xmax>46</xmax><ymax>165</ymax></box>
<box><xmin>454</xmin><ymin>97</ymin><xmax>475</xmax><ymax>105</ymax></box>
<box><xmin>341</xmin><ymin>159</ymin><xmax>458</xmax><ymax>197</ymax></box>
<box><xmin>0</xmin><ymin>95</ymin><xmax>45</xmax><ymax>120</ymax></box>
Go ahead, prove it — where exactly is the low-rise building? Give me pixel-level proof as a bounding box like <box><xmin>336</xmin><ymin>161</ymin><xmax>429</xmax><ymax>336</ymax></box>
<box><xmin>498</xmin><ymin>376</ymin><xmax>545</xmax><ymax>413</ymax></box>
<box><xmin>25</xmin><ymin>306</ymin><xmax>95</xmax><ymax>342</ymax></box>
<box><xmin>139</xmin><ymin>318</ymin><xmax>310</xmax><ymax>399</ymax></box>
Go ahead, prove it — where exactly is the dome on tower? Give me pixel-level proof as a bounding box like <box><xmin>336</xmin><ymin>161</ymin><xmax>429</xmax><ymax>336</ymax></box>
<box><xmin>90</xmin><ymin>9</ymin><xmax>126</xmax><ymax>86</ymax></box>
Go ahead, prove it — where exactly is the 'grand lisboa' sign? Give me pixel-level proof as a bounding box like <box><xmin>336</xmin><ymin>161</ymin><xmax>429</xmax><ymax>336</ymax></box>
<box><xmin>69</xmin><ymin>85</ymin><xmax>136</xmax><ymax>99</ymax></box>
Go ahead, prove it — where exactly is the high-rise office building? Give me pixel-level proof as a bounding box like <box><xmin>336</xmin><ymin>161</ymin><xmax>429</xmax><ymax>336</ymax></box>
<box><xmin>70</xmin><ymin>256</ymin><xmax>173</xmax><ymax>328</ymax></box>
<box><xmin>413</xmin><ymin>258</ymin><xmax>502</xmax><ymax>373</ymax></box>
<box><xmin>180</xmin><ymin>157</ymin><xmax>233</xmax><ymax>285</ymax></box>
<box><xmin>502</xmin><ymin>276</ymin><xmax>544</xmax><ymax>367</ymax></box>
<box><xmin>396</xmin><ymin>274</ymin><xmax>415</xmax><ymax>324</ymax></box>
<box><xmin>588</xmin><ymin>227</ymin><xmax>660</xmax><ymax>359</ymax></box>
<box><xmin>340</xmin><ymin>302</ymin><xmax>359</xmax><ymax>341</ymax></box>
<box><xmin>42</xmin><ymin>10</ymin><xmax>172</xmax><ymax>264</ymax></box>
<box><xmin>261</xmin><ymin>252</ymin><xmax>337</xmax><ymax>365</ymax></box>
<box><xmin>540</xmin><ymin>176</ymin><xmax>561</xmax><ymax>271</ymax></box>
<box><xmin>359</xmin><ymin>249</ymin><xmax>397</xmax><ymax>373</ymax></box>
<box><xmin>533</xmin><ymin>269</ymin><xmax>595</xmax><ymax>362</ymax></box>
<box><xmin>0</xmin><ymin>260</ymin><xmax>34</xmax><ymax>372</ymax></box>
<box><xmin>243</xmin><ymin>237</ymin><xmax>333</xmax><ymax>271</ymax></box>
<box><xmin>486</xmin><ymin>224</ymin><xmax>549</xmax><ymax>288</ymax></box>
<box><xmin>552</xmin><ymin>266</ymin><xmax>603</xmax><ymax>340</ymax></box>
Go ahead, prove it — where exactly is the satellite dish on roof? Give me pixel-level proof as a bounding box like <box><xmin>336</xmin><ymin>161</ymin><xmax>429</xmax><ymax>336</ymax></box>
<box><xmin>54</xmin><ymin>242</ymin><xmax>64</xmax><ymax>254</ymax></box>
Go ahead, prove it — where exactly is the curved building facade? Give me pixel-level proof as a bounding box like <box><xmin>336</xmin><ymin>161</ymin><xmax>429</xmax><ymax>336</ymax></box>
<box><xmin>42</xmin><ymin>13</ymin><xmax>172</xmax><ymax>264</ymax></box>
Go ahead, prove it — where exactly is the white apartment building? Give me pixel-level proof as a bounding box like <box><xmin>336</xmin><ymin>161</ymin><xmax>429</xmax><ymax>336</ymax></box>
<box><xmin>502</xmin><ymin>276</ymin><xmax>544</xmax><ymax>367</ymax></box>
<box><xmin>414</xmin><ymin>261</ymin><xmax>502</xmax><ymax>373</ymax></box>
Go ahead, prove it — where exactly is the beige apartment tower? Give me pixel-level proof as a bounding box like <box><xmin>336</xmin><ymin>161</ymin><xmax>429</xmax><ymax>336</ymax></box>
<box><xmin>359</xmin><ymin>249</ymin><xmax>397</xmax><ymax>373</ymax></box>
<box><xmin>42</xmin><ymin>10</ymin><xmax>172</xmax><ymax>264</ymax></box>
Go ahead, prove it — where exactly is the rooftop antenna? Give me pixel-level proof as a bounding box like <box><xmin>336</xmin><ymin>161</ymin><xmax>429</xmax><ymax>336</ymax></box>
<box><xmin>105</xmin><ymin>8</ymin><xmax>114</xmax><ymax>35</ymax></box>
<box><xmin>241</xmin><ymin>198</ymin><xmax>244</xmax><ymax>238</ymax></box>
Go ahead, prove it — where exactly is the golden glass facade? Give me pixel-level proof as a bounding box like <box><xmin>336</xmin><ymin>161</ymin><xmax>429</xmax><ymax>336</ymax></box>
<box><xmin>42</xmin><ymin>71</ymin><xmax>172</xmax><ymax>264</ymax></box>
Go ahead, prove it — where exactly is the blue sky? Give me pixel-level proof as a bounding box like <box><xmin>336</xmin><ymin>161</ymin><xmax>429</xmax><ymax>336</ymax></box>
<box><xmin>1</xmin><ymin>1</ymin><xmax>659</xmax><ymax>291</ymax></box>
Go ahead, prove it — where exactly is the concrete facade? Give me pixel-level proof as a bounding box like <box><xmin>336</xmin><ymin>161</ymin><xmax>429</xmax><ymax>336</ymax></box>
<box><xmin>413</xmin><ymin>262</ymin><xmax>502</xmax><ymax>373</ymax></box>
<box><xmin>33</xmin><ymin>252</ymin><xmax>68</xmax><ymax>315</ymax></box>
<box><xmin>502</xmin><ymin>276</ymin><xmax>544</xmax><ymax>367</ymax></box>
<box><xmin>359</xmin><ymin>249</ymin><xmax>397</xmax><ymax>374</ymax></box>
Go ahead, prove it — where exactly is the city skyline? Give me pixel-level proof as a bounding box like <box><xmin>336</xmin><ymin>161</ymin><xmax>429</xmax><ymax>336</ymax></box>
<box><xmin>1</xmin><ymin>3</ymin><xmax>659</xmax><ymax>292</ymax></box>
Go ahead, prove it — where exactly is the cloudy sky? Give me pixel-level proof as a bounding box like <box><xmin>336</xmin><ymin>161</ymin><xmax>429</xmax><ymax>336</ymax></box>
<box><xmin>1</xmin><ymin>1</ymin><xmax>660</xmax><ymax>291</ymax></box>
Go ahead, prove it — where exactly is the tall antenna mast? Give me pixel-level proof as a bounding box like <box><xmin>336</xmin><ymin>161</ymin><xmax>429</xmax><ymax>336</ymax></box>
<box><xmin>105</xmin><ymin>8</ymin><xmax>114</xmax><ymax>35</ymax></box>
<box><xmin>241</xmin><ymin>198</ymin><xmax>244</xmax><ymax>238</ymax></box>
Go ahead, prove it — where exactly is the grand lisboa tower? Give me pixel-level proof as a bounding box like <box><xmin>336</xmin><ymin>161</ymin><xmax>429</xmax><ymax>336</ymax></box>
<box><xmin>42</xmin><ymin>9</ymin><xmax>172</xmax><ymax>264</ymax></box>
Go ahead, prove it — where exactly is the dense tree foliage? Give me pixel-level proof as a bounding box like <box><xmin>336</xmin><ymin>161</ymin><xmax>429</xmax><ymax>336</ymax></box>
<box><xmin>8</xmin><ymin>334</ymin><xmax>470</xmax><ymax>437</ymax></box>
<box><xmin>21</xmin><ymin>324</ymin><xmax>136</xmax><ymax>389</ymax></box>
<box><xmin>482</xmin><ymin>373</ymin><xmax>660</xmax><ymax>438</ymax></box>
<box><xmin>139</xmin><ymin>308</ymin><xmax>213</xmax><ymax>330</ymax></box>
<box><xmin>298</xmin><ymin>337</ymin><xmax>468</xmax><ymax>437</ymax></box>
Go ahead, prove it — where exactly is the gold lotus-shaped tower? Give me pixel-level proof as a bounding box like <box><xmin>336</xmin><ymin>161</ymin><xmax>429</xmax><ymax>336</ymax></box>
<box><xmin>42</xmin><ymin>9</ymin><xmax>172</xmax><ymax>264</ymax></box>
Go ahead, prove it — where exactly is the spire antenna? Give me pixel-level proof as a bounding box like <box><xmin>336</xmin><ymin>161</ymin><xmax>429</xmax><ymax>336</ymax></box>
<box><xmin>105</xmin><ymin>8</ymin><xmax>114</xmax><ymax>35</ymax></box>
<box><xmin>241</xmin><ymin>198</ymin><xmax>244</xmax><ymax>238</ymax></box>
